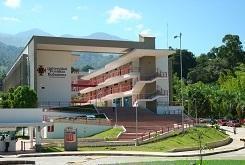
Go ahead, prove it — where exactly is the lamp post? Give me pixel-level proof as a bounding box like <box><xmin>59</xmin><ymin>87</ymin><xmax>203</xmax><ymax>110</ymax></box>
<box><xmin>112</xmin><ymin>100</ymin><xmax>117</xmax><ymax>126</ymax></box>
<box><xmin>194</xmin><ymin>99</ymin><xmax>197</xmax><ymax>125</ymax></box>
<box><xmin>174</xmin><ymin>32</ymin><xmax>184</xmax><ymax>130</ymax></box>
<box><xmin>135</xmin><ymin>102</ymin><xmax>138</xmax><ymax>146</ymax></box>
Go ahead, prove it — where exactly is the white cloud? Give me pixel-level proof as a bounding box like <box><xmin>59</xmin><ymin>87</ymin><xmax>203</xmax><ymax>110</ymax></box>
<box><xmin>4</xmin><ymin>0</ymin><xmax>21</xmax><ymax>9</ymax></box>
<box><xmin>71</xmin><ymin>16</ymin><xmax>79</xmax><ymax>21</ymax></box>
<box><xmin>0</xmin><ymin>16</ymin><xmax>20</xmax><ymax>22</ymax></box>
<box><xmin>76</xmin><ymin>5</ymin><xmax>88</xmax><ymax>10</ymax></box>
<box><xmin>31</xmin><ymin>5</ymin><xmax>42</xmax><ymax>13</ymax></box>
<box><xmin>124</xmin><ymin>27</ymin><xmax>133</xmax><ymax>32</ymax></box>
<box><xmin>136</xmin><ymin>24</ymin><xmax>144</xmax><ymax>30</ymax></box>
<box><xmin>107</xmin><ymin>6</ymin><xmax>141</xmax><ymax>23</ymax></box>
<box><xmin>135</xmin><ymin>24</ymin><xmax>153</xmax><ymax>36</ymax></box>
<box><xmin>140</xmin><ymin>28</ymin><xmax>152</xmax><ymax>36</ymax></box>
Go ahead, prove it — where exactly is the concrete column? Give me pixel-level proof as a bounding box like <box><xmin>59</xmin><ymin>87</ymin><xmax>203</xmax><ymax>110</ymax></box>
<box><xmin>35</xmin><ymin>126</ymin><xmax>42</xmax><ymax>152</ymax></box>
<box><xmin>35</xmin><ymin>126</ymin><xmax>41</xmax><ymax>145</ymax></box>
<box><xmin>29</xmin><ymin>127</ymin><xmax>33</xmax><ymax>149</ymax></box>
<box><xmin>122</xmin><ymin>97</ymin><xmax>124</xmax><ymax>107</ymax></box>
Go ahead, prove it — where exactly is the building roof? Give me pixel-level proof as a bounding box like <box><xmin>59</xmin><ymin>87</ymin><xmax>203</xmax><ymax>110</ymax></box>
<box><xmin>33</xmin><ymin>35</ymin><xmax>155</xmax><ymax>54</ymax></box>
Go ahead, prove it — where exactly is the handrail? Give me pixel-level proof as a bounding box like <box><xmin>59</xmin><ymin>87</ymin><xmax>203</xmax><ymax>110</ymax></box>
<box><xmin>90</xmin><ymin>66</ymin><xmax>140</xmax><ymax>85</ymax></box>
<box><xmin>135</xmin><ymin>121</ymin><xmax>195</xmax><ymax>142</ymax></box>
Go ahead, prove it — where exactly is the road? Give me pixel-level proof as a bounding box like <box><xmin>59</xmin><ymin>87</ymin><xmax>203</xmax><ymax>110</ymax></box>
<box><xmin>1</xmin><ymin>149</ymin><xmax>244</xmax><ymax>165</ymax></box>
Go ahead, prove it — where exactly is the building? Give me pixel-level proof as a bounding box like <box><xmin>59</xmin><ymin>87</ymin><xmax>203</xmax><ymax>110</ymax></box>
<box><xmin>4</xmin><ymin>34</ymin><xmax>178</xmax><ymax>113</ymax></box>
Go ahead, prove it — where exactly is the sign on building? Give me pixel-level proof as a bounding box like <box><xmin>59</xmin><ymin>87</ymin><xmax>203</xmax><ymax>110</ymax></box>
<box><xmin>64</xmin><ymin>127</ymin><xmax>77</xmax><ymax>151</ymax></box>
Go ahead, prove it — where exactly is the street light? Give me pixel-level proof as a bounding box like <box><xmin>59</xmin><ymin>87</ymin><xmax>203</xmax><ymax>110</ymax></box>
<box><xmin>185</xmin><ymin>100</ymin><xmax>190</xmax><ymax>116</ymax></box>
<box><xmin>135</xmin><ymin>102</ymin><xmax>138</xmax><ymax>146</ymax></box>
<box><xmin>174</xmin><ymin>32</ymin><xmax>184</xmax><ymax>130</ymax></box>
<box><xmin>194</xmin><ymin>99</ymin><xmax>197</xmax><ymax>125</ymax></box>
<box><xmin>112</xmin><ymin>100</ymin><xmax>117</xmax><ymax>126</ymax></box>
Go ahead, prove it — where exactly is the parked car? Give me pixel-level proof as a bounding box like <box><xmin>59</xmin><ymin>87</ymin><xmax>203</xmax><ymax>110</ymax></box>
<box><xmin>86</xmin><ymin>115</ymin><xmax>96</xmax><ymax>120</ymax></box>
<box><xmin>227</xmin><ymin>120</ymin><xmax>241</xmax><ymax>127</ymax></box>
<box><xmin>218</xmin><ymin>119</ymin><xmax>228</xmax><ymax>126</ymax></box>
<box><xmin>199</xmin><ymin>118</ymin><xmax>212</xmax><ymax>123</ymax></box>
<box><xmin>240</xmin><ymin>118</ymin><xmax>245</xmax><ymax>125</ymax></box>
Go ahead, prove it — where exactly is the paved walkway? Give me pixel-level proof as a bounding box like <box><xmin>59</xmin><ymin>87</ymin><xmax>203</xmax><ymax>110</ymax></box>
<box><xmin>0</xmin><ymin>126</ymin><xmax>244</xmax><ymax>158</ymax></box>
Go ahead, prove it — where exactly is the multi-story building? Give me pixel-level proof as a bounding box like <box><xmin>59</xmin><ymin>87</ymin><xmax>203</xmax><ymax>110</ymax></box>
<box><xmin>3</xmin><ymin>34</ymin><xmax>180</xmax><ymax>113</ymax></box>
<box><xmin>77</xmin><ymin>48</ymin><xmax>172</xmax><ymax>113</ymax></box>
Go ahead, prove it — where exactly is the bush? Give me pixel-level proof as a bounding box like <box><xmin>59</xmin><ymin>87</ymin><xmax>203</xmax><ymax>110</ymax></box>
<box><xmin>214</xmin><ymin>124</ymin><xmax>220</xmax><ymax>130</ymax></box>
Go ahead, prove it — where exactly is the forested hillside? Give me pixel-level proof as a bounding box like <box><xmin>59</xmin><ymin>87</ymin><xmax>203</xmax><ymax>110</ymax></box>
<box><xmin>172</xmin><ymin>34</ymin><xmax>245</xmax><ymax>119</ymax></box>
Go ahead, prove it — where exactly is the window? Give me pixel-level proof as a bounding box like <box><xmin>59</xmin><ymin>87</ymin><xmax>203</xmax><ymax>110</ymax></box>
<box><xmin>48</xmin><ymin>125</ymin><xmax>54</xmax><ymax>132</ymax></box>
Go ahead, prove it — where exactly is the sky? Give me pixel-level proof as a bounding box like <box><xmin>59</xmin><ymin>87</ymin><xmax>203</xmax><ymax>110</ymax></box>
<box><xmin>0</xmin><ymin>0</ymin><xmax>245</xmax><ymax>55</ymax></box>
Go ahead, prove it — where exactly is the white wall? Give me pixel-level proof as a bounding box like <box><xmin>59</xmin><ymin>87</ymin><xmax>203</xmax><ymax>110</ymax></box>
<box><xmin>36</xmin><ymin>50</ymin><xmax>77</xmax><ymax>104</ymax></box>
<box><xmin>132</xmin><ymin>58</ymin><xmax>139</xmax><ymax>69</ymax></box>
<box><xmin>28</xmin><ymin>40</ymin><xmax>35</xmax><ymax>90</ymax></box>
<box><xmin>156</xmin><ymin>56</ymin><xmax>169</xmax><ymax>103</ymax></box>
<box><xmin>156</xmin><ymin>56</ymin><xmax>168</xmax><ymax>72</ymax></box>
<box><xmin>46</xmin><ymin>123</ymin><xmax>111</xmax><ymax>139</ymax></box>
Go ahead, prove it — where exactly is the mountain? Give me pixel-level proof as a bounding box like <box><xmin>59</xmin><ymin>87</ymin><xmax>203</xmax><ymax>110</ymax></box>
<box><xmin>0</xmin><ymin>41</ymin><xmax>23</xmax><ymax>71</ymax></box>
<box><xmin>0</xmin><ymin>28</ymin><xmax>52</xmax><ymax>47</ymax></box>
<box><xmin>0</xmin><ymin>29</ymin><xmax>124</xmax><ymax>47</ymax></box>
<box><xmin>84</xmin><ymin>32</ymin><xmax>124</xmax><ymax>40</ymax></box>
<box><xmin>0</xmin><ymin>29</ymin><xmax>122</xmax><ymax>76</ymax></box>
<box><xmin>73</xmin><ymin>53</ymin><xmax>119</xmax><ymax>71</ymax></box>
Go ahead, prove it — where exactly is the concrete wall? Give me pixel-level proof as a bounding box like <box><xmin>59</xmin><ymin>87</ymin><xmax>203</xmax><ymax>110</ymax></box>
<box><xmin>139</xmin><ymin>82</ymin><xmax>156</xmax><ymax>95</ymax></box>
<box><xmin>139</xmin><ymin>56</ymin><xmax>156</xmax><ymax>76</ymax></box>
<box><xmin>156</xmin><ymin>56</ymin><xmax>169</xmax><ymax>103</ymax></box>
<box><xmin>46</xmin><ymin>122</ymin><xmax>112</xmax><ymax>139</ymax></box>
<box><xmin>146</xmin><ymin>100</ymin><xmax>157</xmax><ymax>113</ymax></box>
<box><xmin>168</xmin><ymin>57</ymin><xmax>173</xmax><ymax>103</ymax></box>
<box><xmin>3</xmin><ymin>54</ymin><xmax>29</xmax><ymax>91</ymax></box>
<box><xmin>36</xmin><ymin>50</ymin><xmax>77</xmax><ymax>104</ymax></box>
<box><xmin>28</xmin><ymin>39</ymin><xmax>35</xmax><ymax>90</ymax></box>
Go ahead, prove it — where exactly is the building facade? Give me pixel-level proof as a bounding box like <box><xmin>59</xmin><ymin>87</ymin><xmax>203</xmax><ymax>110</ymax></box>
<box><xmin>77</xmin><ymin>49</ymin><xmax>171</xmax><ymax>113</ymax></box>
<box><xmin>4</xmin><ymin>34</ymin><xmax>177</xmax><ymax>113</ymax></box>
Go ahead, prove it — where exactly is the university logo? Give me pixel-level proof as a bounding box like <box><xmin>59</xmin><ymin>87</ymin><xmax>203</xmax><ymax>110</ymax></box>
<box><xmin>37</xmin><ymin>65</ymin><xmax>46</xmax><ymax>76</ymax></box>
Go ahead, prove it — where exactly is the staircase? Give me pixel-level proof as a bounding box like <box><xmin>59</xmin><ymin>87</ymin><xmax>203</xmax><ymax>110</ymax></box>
<box><xmin>97</xmin><ymin>107</ymin><xmax>183</xmax><ymax>141</ymax></box>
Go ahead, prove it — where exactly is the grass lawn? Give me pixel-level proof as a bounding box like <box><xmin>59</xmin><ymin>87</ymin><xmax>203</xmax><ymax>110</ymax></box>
<box><xmin>86</xmin><ymin>127</ymin><xmax>124</xmax><ymax>140</ymax></box>
<box><xmin>41</xmin><ymin>126</ymin><xmax>228</xmax><ymax>152</ymax></box>
<box><xmin>78</xmin><ymin>126</ymin><xmax>228</xmax><ymax>152</ymax></box>
<box><xmin>117</xmin><ymin>160</ymin><xmax>245</xmax><ymax>165</ymax></box>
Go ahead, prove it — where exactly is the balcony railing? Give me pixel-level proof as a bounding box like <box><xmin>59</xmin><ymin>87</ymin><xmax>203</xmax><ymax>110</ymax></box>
<box><xmin>139</xmin><ymin>70</ymin><xmax>168</xmax><ymax>81</ymax></box>
<box><xmin>80</xmin><ymin>84</ymin><xmax>133</xmax><ymax>103</ymax></box>
<box><xmin>90</xmin><ymin>66</ymin><xmax>140</xmax><ymax>85</ymax></box>
<box><xmin>133</xmin><ymin>90</ymin><xmax>168</xmax><ymax>101</ymax></box>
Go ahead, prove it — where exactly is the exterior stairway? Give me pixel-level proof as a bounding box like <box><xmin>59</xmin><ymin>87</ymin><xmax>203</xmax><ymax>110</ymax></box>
<box><xmin>97</xmin><ymin>107</ymin><xmax>184</xmax><ymax>141</ymax></box>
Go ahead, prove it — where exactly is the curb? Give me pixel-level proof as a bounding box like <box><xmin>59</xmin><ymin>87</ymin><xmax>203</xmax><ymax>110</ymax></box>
<box><xmin>169</xmin><ymin>137</ymin><xmax>233</xmax><ymax>152</ymax></box>
<box><xmin>0</xmin><ymin>146</ymin><xmax>242</xmax><ymax>158</ymax></box>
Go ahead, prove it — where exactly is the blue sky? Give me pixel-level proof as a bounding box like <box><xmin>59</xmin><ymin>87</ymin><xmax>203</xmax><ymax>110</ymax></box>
<box><xmin>0</xmin><ymin>0</ymin><xmax>245</xmax><ymax>55</ymax></box>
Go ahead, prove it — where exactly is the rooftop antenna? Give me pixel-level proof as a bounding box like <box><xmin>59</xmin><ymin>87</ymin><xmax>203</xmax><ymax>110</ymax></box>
<box><xmin>166</xmin><ymin>23</ymin><xmax>169</xmax><ymax>48</ymax></box>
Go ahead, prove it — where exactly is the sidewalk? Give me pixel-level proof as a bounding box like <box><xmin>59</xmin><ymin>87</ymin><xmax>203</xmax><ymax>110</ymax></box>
<box><xmin>1</xmin><ymin>126</ymin><xmax>244</xmax><ymax>158</ymax></box>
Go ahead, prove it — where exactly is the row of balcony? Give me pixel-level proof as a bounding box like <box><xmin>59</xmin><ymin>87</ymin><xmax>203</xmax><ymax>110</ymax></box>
<box><xmin>90</xmin><ymin>66</ymin><xmax>139</xmax><ymax>85</ymax></box>
<box><xmin>71</xmin><ymin>70</ymin><xmax>168</xmax><ymax>93</ymax></box>
<box><xmin>81</xmin><ymin>81</ymin><xmax>133</xmax><ymax>102</ymax></box>
<box><xmin>89</xmin><ymin>63</ymin><xmax>168</xmax><ymax>85</ymax></box>
<box><xmin>80</xmin><ymin>84</ymin><xmax>168</xmax><ymax>104</ymax></box>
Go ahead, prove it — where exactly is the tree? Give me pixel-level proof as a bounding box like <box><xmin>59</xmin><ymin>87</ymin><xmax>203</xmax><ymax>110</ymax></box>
<box><xmin>0</xmin><ymin>69</ymin><xmax>6</xmax><ymax>80</ymax></box>
<box><xmin>218</xmin><ymin>34</ymin><xmax>245</xmax><ymax>67</ymax></box>
<box><xmin>171</xmin><ymin>49</ymin><xmax>196</xmax><ymax>79</ymax></box>
<box><xmin>12</xmin><ymin>86</ymin><xmax>38</xmax><ymax>108</ymax></box>
<box><xmin>82</xmin><ymin>65</ymin><xmax>94</xmax><ymax>72</ymax></box>
<box><xmin>218</xmin><ymin>64</ymin><xmax>245</xmax><ymax>118</ymax></box>
<box><xmin>0</xmin><ymin>86</ymin><xmax>37</xmax><ymax>108</ymax></box>
<box><xmin>71</xmin><ymin>67</ymin><xmax>80</xmax><ymax>73</ymax></box>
